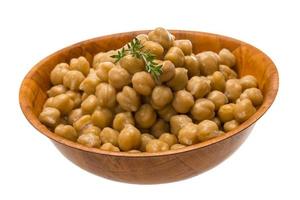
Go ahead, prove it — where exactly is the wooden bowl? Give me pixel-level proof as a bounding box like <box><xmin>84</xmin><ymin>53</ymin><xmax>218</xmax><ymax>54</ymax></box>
<box><xmin>19</xmin><ymin>30</ymin><xmax>279</xmax><ymax>184</ymax></box>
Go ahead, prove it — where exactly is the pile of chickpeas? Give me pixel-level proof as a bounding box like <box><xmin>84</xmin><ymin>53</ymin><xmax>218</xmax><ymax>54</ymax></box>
<box><xmin>39</xmin><ymin>27</ymin><xmax>263</xmax><ymax>153</ymax></box>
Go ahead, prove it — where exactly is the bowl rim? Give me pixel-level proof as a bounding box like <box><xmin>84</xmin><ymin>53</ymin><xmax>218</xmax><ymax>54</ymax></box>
<box><xmin>19</xmin><ymin>29</ymin><xmax>279</xmax><ymax>157</ymax></box>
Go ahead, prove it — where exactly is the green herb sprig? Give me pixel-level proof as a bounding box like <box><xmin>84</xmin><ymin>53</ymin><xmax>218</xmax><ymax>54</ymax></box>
<box><xmin>111</xmin><ymin>38</ymin><xmax>162</xmax><ymax>80</ymax></box>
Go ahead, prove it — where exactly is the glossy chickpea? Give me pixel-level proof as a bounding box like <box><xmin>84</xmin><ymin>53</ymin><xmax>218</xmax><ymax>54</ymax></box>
<box><xmin>135</xmin><ymin>104</ymin><xmax>157</xmax><ymax>129</ymax></box>
<box><xmin>191</xmin><ymin>99</ymin><xmax>215</xmax><ymax>121</ymax></box>
<box><xmin>77</xmin><ymin>133</ymin><xmax>101</xmax><ymax>148</ymax></box>
<box><xmin>240</xmin><ymin>75</ymin><xmax>258</xmax><ymax>90</ymax></box>
<box><xmin>142</xmin><ymin>41</ymin><xmax>164</xmax><ymax>59</ymax></box>
<box><xmin>47</xmin><ymin>85</ymin><xmax>67</xmax><ymax>97</ymax></box>
<box><xmin>118</xmin><ymin>124</ymin><xmax>141</xmax><ymax>151</ymax></box>
<box><xmin>65</xmin><ymin>90</ymin><xmax>81</xmax><ymax>108</ymax></box>
<box><xmin>100</xmin><ymin>127</ymin><xmax>119</xmax><ymax>146</ymax></box>
<box><xmin>95</xmin><ymin>83</ymin><xmax>116</xmax><ymax>108</ymax></box>
<box><xmin>218</xmin><ymin>103</ymin><xmax>236</xmax><ymax>123</ymax></box>
<box><xmin>172</xmin><ymin>90</ymin><xmax>194</xmax><ymax>113</ymax></box>
<box><xmin>70</xmin><ymin>56</ymin><xmax>90</xmax><ymax>76</ymax></box>
<box><xmin>164</xmin><ymin>47</ymin><xmax>185</xmax><ymax>67</ymax></box>
<box><xmin>68</xmin><ymin>108</ymin><xmax>83</xmax><ymax>124</ymax></box>
<box><xmin>208</xmin><ymin>71</ymin><xmax>226</xmax><ymax>92</ymax></box>
<box><xmin>225</xmin><ymin>79</ymin><xmax>242</xmax><ymax>102</ymax></box>
<box><xmin>93</xmin><ymin>50</ymin><xmax>116</xmax><ymax>68</ymax></box>
<box><xmin>148</xmin><ymin>27</ymin><xmax>174</xmax><ymax>49</ymax></box>
<box><xmin>50</xmin><ymin>94</ymin><xmax>74</xmax><ymax>115</ymax></box>
<box><xmin>184</xmin><ymin>55</ymin><xmax>200</xmax><ymax>78</ymax></box>
<box><xmin>113</xmin><ymin>112</ymin><xmax>135</xmax><ymax>131</ymax></box>
<box><xmin>79</xmin><ymin>72</ymin><xmax>101</xmax><ymax>94</ymax></box>
<box><xmin>219</xmin><ymin>65</ymin><xmax>237</xmax><ymax>80</ymax></box>
<box><xmin>198</xmin><ymin>120</ymin><xmax>220</xmax><ymax>142</ymax></box>
<box><xmin>73</xmin><ymin>115</ymin><xmax>92</xmax><ymax>132</ymax></box>
<box><xmin>119</xmin><ymin>55</ymin><xmax>144</xmax><ymax>74</ymax></box>
<box><xmin>63</xmin><ymin>70</ymin><xmax>85</xmax><ymax>91</ymax></box>
<box><xmin>211</xmin><ymin>117</ymin><xmax>222</xmax><ymax>129</ymax></box>
<box><xmin>159</xmin><ymin>60</ymin><xmax>175</xmax><ymax>82</ymax></box>
<box><xmin>240</xmin><ymin>88</ymin><xmax>263</xmax><ymax>106</ymax></box>
<box><xmin>81</xmin><ymin>95</ymin><xmax>98</xmax><ymax>114</ymax></box>
<box><xmin>151</xmin><ymin>86</ymin><xmax>173</xmax><ymax>109</ymax></box>
<box><xmin>117</xmin><ymin>86</ymin><xmax>141</xmax><ymax>112</ymax></box>
<box><xmin>146</xmin><ymin>139</ymin><xmax>169</xmax><ymax>153</ymax></box>
<box><xmin>234</xmin><ymin>99</ymin><xmax>256</xmax><ymax>122</ymax></box>
<box><xmin>170</xmin><ymin>144</ymin><xmax>186</xmax><ymax>150</ymax></box>
<box><xmin>81</xmin><ymin>125</ymin><xmax>101</xmax><ymax>136</ymax></box>
<box><xmin>54</xmin><ymin>124</ymin><xmax>78</xmax><ymax>141</ymax></box>
<box><xmin>166</xmin><ymin>68</ymin><xmax>188</xmax><ymax>91</ymax></box>
<box><xmin>170</xmin><ymin>115</ymin><xmax>192</xmax><ymax>136</ymax></box>
<box><xmin>136</xmin><ymin>34</ymin><xmax>149</xmax><ymax>44</ymax></box>
<box><xmin>207</xmin><ymin>90</ymin><xmax>228</xmax><ymax>110</ymax></box>
<box><xmin>173</xmin><ymin>40</ymin><xmax>192</xmax><ymax>55</ymax></box>
<box><xmin>219</xmin><ymin>48</ymin><xmax>236</xmax><ymax>68</ymax></box>
<box><xmin>100</xmin><ymin>143</ymin><xmax>120</xmax><ymax>152</ymax></box>
<box><xmin>178</xmin><ymin>123</ymin><xmax>199</xmax><ymax>145</ymax></box>
<box><xmin>50</xmin><ymin>63</ymin><xmax>69</xmax><ymax>85</ymax></box>
<box><xmin>139</xmin><ymin>133</ymin><xmax>155</xmax><ymax>152</ymax></box>
<box><xmin>108</xmin><ymin>66</ymin><xmax>131</xmax><ymax>90</ymax></box>
<box><xmin>159</xmin><ymin>133</ymin><xmax>178</xmax><ymax>147</ymax></box>
<box><xmin>81</xmin><ymin>92</ymin><xmax>89</xmax><ymax>102</ymax></box>
<box><xmin>224</xmin><ymin>120</ymin><xmax>240</xmax><ymax>132</ymax></box>
<box><xmin>95</xmin><ymin>62</ymin><xmax>114</xmax><ymax>82</ymax></box>
<box><xmin>39</xmin><ymin>107</ymin><xmax>61</xmax><ymax>128</ymax></box>
<box><xmin>158</xmin><ymin>104</ymin><xmax>177</xmax><ymax>122</ymax></box>
<box><xmin>196</xmin><ymin>51</ymin><xmax>219</xmax><ymax>75</ymax></box>
<box><xmin>151</xmin><ymin>119</ymin><xmax>170</xmax><ymax>138</ymax></box>
<box><xmin>91</xmin><ymin>108</ymin><xmax>113</xmax><ymax>129</ymax></box>
<box><xmin>186</xmin><ymin>76</ymin><xmax>211</xmax><ymax>99</ymax></box>
<box><xmin>132</xmin><ymin>71</ymin><xmax>155</xmax><ymax>96</ymax></box>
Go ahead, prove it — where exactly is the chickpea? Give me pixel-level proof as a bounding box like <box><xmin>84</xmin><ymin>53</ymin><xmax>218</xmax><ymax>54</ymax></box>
<box><xmin>95</xmin><ymin>62</ymin><xmax>114</xmax><ymax>82</ymax></box>
<box><xmin>170</xmin><ymin>115</ymin><xmax>192</xmax><ymax>136</ymax></box>
<box><xmin>47</xmin><ymin>85</ymin><xmax>67</xmax><ymax>97</ymax></box>
<box><xmin>91</xmin><ymin>107</ymin><xmax>113</xmax><ymax>129</ymax></box>
<box><xmin>81</xmin><ymin>92</ymin><xmax>89</xmax><ymax>102</ymax></box>
<box><xmin>135</xmin><ymin>104</ymin><xmax>157</xmax><ymax>129</ymax></box>
<box><xmin>65</xmin><ymin>90</ymin><xmax>81</xmax><ymax>108</ymax></box>
<box><xmin>166</xmin><ymin>68</ymin><xmax>188</xmax><ymax>91</ymax></box>
<box><xmin>117</xmin><ymin>86</ymin><xmax>141</xmax><ymax>112</ymax></box>
<box><xmin>172</xmin><ymin>90</ymin><xmax>194</xmax><ymax>113</ymax></box>
<box><xmin>146</xmin><ymin>139</ymin><xmax>169</xmax><ymax>152</ymax></box>
<box><xmin>81</xmin><ymin>95</ymin><xmax>98</xmax><ymax>114</ymax></box>
<box><xmin>173</xmin><ymin>40</ymin><xmax>192</xmax><ymax>55</ymax></box>
<box><xmin>113</xmin><ymin>112</ymin><xmax>135</xmax><ymax>131</ymax></box>
<box><xmin>184</xmin><ymin>55</ymin><xmax>200</xmax><ymax>78</ymax></box>
<box><xmin>73</xmin><ymin>115</ymin><xmax>92</xmax><ymax>132</ymax></box>
<box><xmin>164</xmin><ymin>47</ymin><xmax>185</xmax><ymax>67</ymax></box>
<box><xmin>148</xmin><ymin>27</ymin><xmax>174</xmax><ymax>49</ymax></box>
<box><xmin>196</xmin><ymin>51</ymin><xmax>219</xmax><ymax>75</ymax></box>
<box><xmin>100</xmin><ymin>127</ymin><xmax>119</xmax><ymax>146</ymax></box>
<box><xmin>118</xmin><ymin>124</ymin><xmax>141</xmax><ymax>151</ymax></box>
<box><xmin>234</xmin><ymin>99</ymin><xmax>256</xmax><ymax>122</ymax></box>
<box><xmin>70</xmin><ymin>56</ymin><xmax>90</xmax><ymax>76</ymax></box>
<box><xmin>108</xmin><ymin>66</ymin><xmax>131</xmax><ymax>90</ymax></box>
<box><xmin>151</xmin><ymin>86</ymin><xmax>173</xmax><ymax>109</ymax></box>
<box><xmin>186</xmin><ymin>76</ymin><xmax>211</xmax><ymax>99</ymax></box>
<box><xmin>159</xmin><ymin>60</ymin><xmax>176</xmax><ymax>82</ymax></box>
<box><xmin>39</xmin><ymin>107</ymin><xmax>61</xmax><ymax>128</ymax></box>
<box><xmin>219</xmin><ymin>65</ymin><xmax>237</xmax><ymax>80</ymax></box>
<box><xmin>219</xmin><ymin>48</ymin><xmax>236</xmax><ymax>68</ymax></box>
<box><xmin>208</xmin><ymin>71</ymin><xmax>226</xmax><ymax>92</ymax></box>
<box><xmin>79</xmin><ymin>73</ymin><xmax>101</xmax><ymax>94</ymax></box>
<box><xmin>50</xmin><ymin>63</ymin><xmax>69</xmax><ymax>85</ymax></box>
<box><xmin>240</xmin><ymin>88</ymin><xmax>263</xmax><ymax>106</ymax></box>
<box><xmin>100</xmin><ymin>143</ymin><xmax>120</xmax><ymax>152</ymax></box>
<box><xmin>218</xmin><ymin>103</ymin><xmax>235</xmax><ymax>123</ymax></box>
<box><xmin>151</xmin><ymin>119</ymin><xmax>170</xmax><ymax>138</ymax></box>
<box><xmin>142</xmin><ymin>41</ymin><xmax>164</xmax><ymax>59</ymax></box>
<box><xmin>132</xmin><ymin>71</ymin><xmax>155</xmax><ymax>96</ymax></box>
<box><xmin>240</xmin><ymin>75</ymin><xmax>258</xmax><ymax>90</ymax></box>
<box><xmin>50</xmin><ymin>94</ymin><xmax>74</xmax><ymax>115</ymax></box>
<box><xmin>136</xmin><ymin>34</ymin><xmax>149</xmax><ymax>44</ymax></box>
<box><xmin>225</xmin><ymin>79</ymin><xmax>242</xmax><ymax>102</ymax></box>
<box><xmin>54</xmin><ymin>124</ymin><xmax>78</xmax><ymax>141</ymax></box>
<box><xmin>81</xmin><ymin>125</ymin><xmax>101</xmax><ymax>136</ymax></box>
<box><xmin>158</xmin><ymin>104</ymin><xmax>177</xmax><ymax>122</ymax></box>
<box><xmin>63</xmin><ymin>70</ymin><xmax>85</xmax><ymax>91</ymax></box>
<box><xmin>191</xmin><ymin>98</ymin><xmax>215</xmax><ymax>121</ymax></box>
<box><xmin>119</xmin><ymin>54</ymin><xmax>144</xmax><ymax>74</ymax></box>
<box><xmin>207</xmin><ymin>90</ymin><xmax>228</xmax><ymax>110</ymax></box>
<box><xmin>170</xmin><ymin>144</ymin><xmax>186</xmax><ymax>150</ymax></box>
<box><xmin>224</xmin><ymin>120</ymin><xmax>240</xmax><ymax>132</ymax></box>
<box><xmin>159</xmin><ymin>133</ymin><xmax>178</xmax><ymax>146</ymax></box>
<box><xmin>77</xmin><ymin>133</ymin><xmax>101</xmax><ymax>148</ymax></box>
<box><xmin>113</xmin><ymin>104</ymin><xmax>125</xmax><ymax>114</ymax></box>
<box><xmin>198</xmin><ymin>120</ymin><xmax>220</xmax><ymax>142</ymax></box>
<box><xmin>139</xmin><ymin>133</ymin><xmax>155</xmax><ymax>152</ymax></box>
<box><xmin>68</xmin><ymin>108</ymin><xmax>83</xmax><ymax>124</ymax></box>
<box><xmin>93</xmin><ymin>50</ymin><xmax>116</xmax><ymax>68</ymax></box>
<box><xmin>178</xmin><ymin>123</ymin><xmax>199</xmax><ymax>145</ymax></box>
<box><xmin>95</xmin><ymin>83</ymin><xmax>116</xmax><ymax>108</ymax></box>
<box><xmin>211</xmin><ymin>117</ymin><xmax>222</xmax><ymax>129</ymax></box>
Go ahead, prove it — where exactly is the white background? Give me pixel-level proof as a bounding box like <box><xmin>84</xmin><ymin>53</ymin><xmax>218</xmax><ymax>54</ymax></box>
<box><xmin>0</xmin><ymin>0</ymin><xmax>299</xmax><ymax>199</ymax></box>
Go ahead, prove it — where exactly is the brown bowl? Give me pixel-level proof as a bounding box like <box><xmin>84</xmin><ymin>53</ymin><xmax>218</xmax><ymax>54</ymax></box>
<box><xmin>19</xmin><ymin>30</ymin><xmax>278</xmax><ymax>184</ymax></box>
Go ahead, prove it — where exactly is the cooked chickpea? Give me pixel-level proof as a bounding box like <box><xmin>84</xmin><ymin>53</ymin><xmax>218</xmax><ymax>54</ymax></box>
<box><xmin>146</xmin><ymin>139</ymin><xmax>169</xmax><ymax>152</ymax></box>
<box><xmin>219</xmin><ymin>65</ymin><xmax>237</xmax><ymax>80</ymax></box>
<box><xmin>148</xmin><ymin>27</ymin><xmax>174</xmax><ymax>49</ymax></box>
<box><xmin>73</xmin><ymin>115</ymin><xmax>92</xmax><ymax>132</ymax></box>
<box><xmin>219</xmin><ymin>48</ymin><xmax>236</xmax><ymax>68</ymax></box>
<box><xmin>118</xmin><ymin>124</ymin><xmax>141</xmax><ymax>151</ymax></box>
<box><xmin>139</xmin><ymin>133</ymin><xmax>155</xmax><ymax>152</ymax></box>
<box><xmin>100</xmin><ymin>127</ymin><xmax>119</xmax><ymax>146</ymax></box>
<box><xmin>158</xmin><ymin>104</ymin><xmax>177</xmax><ymax>122</ymax></box>
<box><xmin>91</xmin><ymin>107</ymin><xmax>113</xmax><ymax>128</ymax></box>
<box><xmin>240</xmin><ymin>75</ymin><xmax>258</xmax><ymax>90</ymax></box>
<box><xmin>184</xmin><ymin>55</ymin><xmax>200</xmax><ymax>78</ymax></box>
<box><xmin>117</xmin><ymin>86</ymin><xmax>141</xmax><ymax>112</ymax></box>
<box><xmin>234</xmin><ymin>99</ymin><xmax>256</xmax><ymax>122</ymax></box>
<box><xmin>208</xmin><ymin>71</ymin><xmax>226</xmax><ymax>92</ymax></box>
<box><xmin>135</xmin><ymin>104</ymin><xmax>157</xmax><ymax>129</ymax></box>
<box><xmin>81</xmin><ymin>95</ymin><xmax>98</xmax><ymax>114</ymax></box>
<box><xmin>54</xmin><ymin>124</ymin><xmax>78</xmax><ymax>141</ymax></box>
<box><xmin>191</xmin><ymin>99</ymin><xmax>215</xmax><ymax>121</ymax></box>
<box><xmin>164</xmin><ymin>47</ymin><xmax>185</xmax><ymax>67</ymax></box>
<box><xmin>63</xmin><ymin>70</ymin><xmax>85</xmax><ymax>91</ymax></box>
<box><xmin>119</xmin><ymin>55</ymin><xmax>144</xmax><ymax>74</ymax></box>
<box><xmin>142</xmin><ymin>41</ymin><xmax>164</xmax><ymax>59</ymax></box>
<box><xmin>107</xmin><ymin>66</ymin><xmax>131</xmax><ymax>90</ymax></box>
<box><xmin>132</xmin><ymin>71</ymin><xmax>155</xmax><ymax>96</ymax></box>
<box><xmin>166</xmin><ymin>68</ymin><xmax>188</xmax><ymax>91</ymax></box>
<box><xmin>77</xmin><ymin>133</ymin><xmax>101</xmax><ymax>148</ymax></box>
<box><xmin>100</xmin><ymin>143</ymin><xmax>120</xmax><ymax>152</ymax></box>
<box><xmin>197</xmin><ymin>120</ymin><xmax>219</xmax><ymax>142</ymax></box>
<box><xmin>81</xmin><ymin>125</ymin><xmax>101</xmax><ymax>136</ymax></box>
<box><xmin>159</xmin><ymin>133</ymin><xmax>178</xmax><ymax>146</ymax></box>
<box><xmin>225</xmin><ymin>79</ymin><xmax>242</xmax><ymax>102</ymax></box>
<box><xmin>39</xmin><ymin>107</ymin><xmax>61</xmax><ymax>128</ymax></box>
<box><xmin>70</xmin><ymin>56</ymin><xmax>90</xmax><ymax>76</ymax></box>
<box><xmin>79</xmin><ymin>72</ymin><xmax>100</xmax><ymax>94</ymax></box>
<box><xmin>196</xmin><ymin>51</ymin><xmax>219</xmax><ymax>75</ymax></box>
<box><xmin>136</xmin><ymin>34</ymin><xmax>149</xmax><ymax>44</ymax></box>
<box><xmin>50</xmin><ymin>94</ymin><xmax>74</xmax><ymax>115</ymax></box>
<box><xmin>113</xmin><ymin>112</ymin><xmax>135</xmax><ymax>131</ymax></box>
<box><xmin>95</xmin><ymin>62</ymin><xmax>114</xmax><ymax>82</ymax></box>
<box><xmin>186</xmin><ymin>76</ymin><xmax>211</xmax><ymax>98</ymax></box>
<box><xmin>207</xmin><ymin>90</ymin><xmax>228</xmax><ymax>110</ymax></box>
<box><xmin>151</xmin><ymin>86</ymin><xmax>173</xmax><ymax>109</ymax></box>
<box><xmin>173</xmin><ymin>40</ymin><xmax>192</xmax><ymax>55</ymax></box>
<box><xmin>47</xmin><ymin>85</ymin><xmax>67</xmax><ymax>97</ymax></box>
<box><xmin>170</xmin><ymin>144</ymin><xmax>186</xmax><ymax>150</ymax></box>
<box><xmin>68</xmin><ymin>108</ymin><xmax>83</xmax><ymax>124</ymax></box>
<box><xmin>240</xmin><ymin>88</ymin><xmax>263</xmax><ymax>106</ymax></box>
<box><xmin>170</xmin><ymin>115</ymin><xmax>192</xmax><ymax>136</ymax></box>
<box><xmin>65</xmin><ymin>90</ymin><xmax>81</xmax><ymax>108</ymax></box>
<box><xmin>211</xmin><ymin>117</ymin><xmax>222</xmax><ymax>129</ymax></box>
<box><xmin>218</xmin><ymin>103</ymin><xmax>235</xmax><ymax>123</ymax></box>
<box><xmin>178</xmin><ymin>123</ymin><xmax>199</xmax><ymax>145</ymax></box>
<box><xmin>223</xmin><ymin>120</ymin><xmax>240</xmax><ymax>132</ymax></box>
<box><xmin>172</xmin><ymin>90</ymin><xmax>194</xmax><ymax>113</ymax></box>
<box><xmin>50</xmin><ymin>63</ymin><xmax>69</xmax><ymax>85</ymax></box>
<box><xmin>95</xmin><ymin>83</ymin><xmax>116</xmax><ymax>108</ymax></box>
<box><xmin>159</xmin><ymin>60</ymin><xmax>176</xmax><ymax>82</ymax></box>
<box><xmin>81</xmin><ymin>92</ymin><xmax>89</xmax><ymax>102</ymax></box>
<box><xmin>151</xmin><ymin>119</ymin><xmax>170</xmax><ymax>138</ymax></box>
<box><xmin>93</xmin><ymin>50</ymin><xmax>116</xmax><ymax>68</ymax></box>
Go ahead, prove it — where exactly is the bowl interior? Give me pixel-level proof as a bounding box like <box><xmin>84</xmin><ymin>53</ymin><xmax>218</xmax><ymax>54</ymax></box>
<box><xmin>19</xmin><ymin>30</ymin><xmax>279</xmax><ymax>156</ymax></box>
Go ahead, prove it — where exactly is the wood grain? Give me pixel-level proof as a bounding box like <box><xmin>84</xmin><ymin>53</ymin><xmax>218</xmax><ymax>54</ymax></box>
<box><xmin>19</xmin><ymin>30</ymin><xmax>279</xmax><ymax>184</ymax></box>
